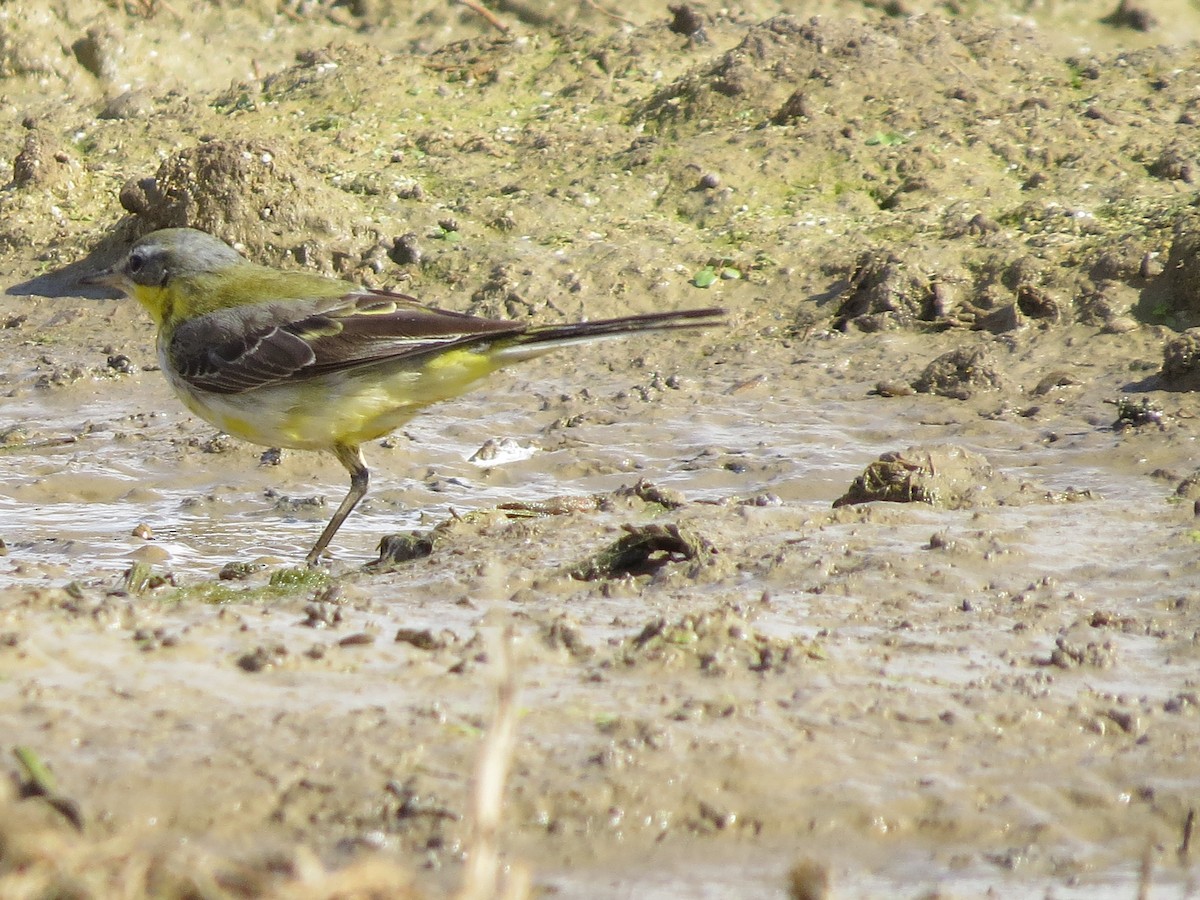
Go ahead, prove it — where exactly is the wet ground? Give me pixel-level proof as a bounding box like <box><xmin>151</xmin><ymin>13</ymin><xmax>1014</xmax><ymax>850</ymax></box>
<box><xmin>4</xmin><ymin>1</ymin><xmax>1200</xmax><ymax>897</ymax></box>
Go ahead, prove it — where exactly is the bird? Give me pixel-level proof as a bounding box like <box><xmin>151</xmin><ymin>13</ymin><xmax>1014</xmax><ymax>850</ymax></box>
<box><xmin>85</xmin><ymin>227</ymin><xmax>725</xmax><ymax>564</ymax></box>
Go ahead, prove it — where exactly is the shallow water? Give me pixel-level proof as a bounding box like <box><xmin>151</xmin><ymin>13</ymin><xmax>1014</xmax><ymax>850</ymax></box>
<box><xmin>2</xmin><ymin>360</ymin><xmax>869</xmax><ymax>580</ymax></box>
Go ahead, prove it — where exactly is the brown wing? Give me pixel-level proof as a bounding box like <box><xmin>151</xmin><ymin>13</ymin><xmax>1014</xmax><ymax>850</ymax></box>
<box><xmin>167</xmin><ymin>291</ymin><xmax>525</xmax><ymax>395</ymax></box>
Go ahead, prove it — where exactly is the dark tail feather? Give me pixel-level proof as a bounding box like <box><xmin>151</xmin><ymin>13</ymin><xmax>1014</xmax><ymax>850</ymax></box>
<box><xmin>493</xmin><ymin>307</ymin><xmax>725</xmax><ymax>361</ymax></box>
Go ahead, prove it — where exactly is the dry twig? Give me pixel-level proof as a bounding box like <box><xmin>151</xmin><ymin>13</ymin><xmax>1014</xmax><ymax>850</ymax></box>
<box><xmin>456</xmin><ymin>627</ymin><xmax>528</xmax><ymax>900</ymax></box>
<box><xmin>457</xmin><ymin>0</ymin><xmax>510</xmax><ymax>33</ymax></box>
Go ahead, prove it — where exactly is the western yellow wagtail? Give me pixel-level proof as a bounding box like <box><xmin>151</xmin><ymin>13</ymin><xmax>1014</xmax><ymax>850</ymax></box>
<box><xmin>86</xmin><ymin>228</ymin><xmax>724</xmax><ymax>564</ymax></box>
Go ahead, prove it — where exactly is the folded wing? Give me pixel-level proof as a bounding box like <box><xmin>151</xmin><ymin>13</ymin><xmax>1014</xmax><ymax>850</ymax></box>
<box><xmin>168</xmin><ymin>291</ymin><xmax>524</xmax><ymax>395</ymax></box>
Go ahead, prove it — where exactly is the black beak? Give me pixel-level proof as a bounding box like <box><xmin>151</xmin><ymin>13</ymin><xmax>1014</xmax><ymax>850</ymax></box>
<box><xmin>80</xmin><ymin>267</ymin><xmax>124</xmax><ymax>290</ymax></box>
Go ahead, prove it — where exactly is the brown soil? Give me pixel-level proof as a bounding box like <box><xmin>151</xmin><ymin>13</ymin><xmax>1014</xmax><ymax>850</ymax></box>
<box><xmin>4</xmin><ymin>1</ymin><xmax>1200</xmax><ymax>896</ymax></box>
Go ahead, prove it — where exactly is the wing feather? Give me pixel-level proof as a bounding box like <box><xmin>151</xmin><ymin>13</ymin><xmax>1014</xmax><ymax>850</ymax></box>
<box><xmin>167</xmin><ymin>291</ymin><xmax>524</xmax><ymax>395</ymax></box>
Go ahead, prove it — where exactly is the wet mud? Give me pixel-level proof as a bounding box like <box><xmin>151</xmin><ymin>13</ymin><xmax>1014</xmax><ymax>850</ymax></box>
<box><xmin>4</xmin><ymin>1</ymin><xmax>1200</xmax><ymax>897</ymax></box>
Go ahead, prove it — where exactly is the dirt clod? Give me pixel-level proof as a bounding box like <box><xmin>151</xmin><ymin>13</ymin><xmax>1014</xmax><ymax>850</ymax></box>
<box><xmin>570</xmin><ymin>523</ymin><xmax>713</xmax><ymax>580</ymax></box>
<box><xmin>1161</xmin><ymin>329</ymin><xmax>1200</xmax><ymax>392</ymax></box>
<box><xmin>121</xmin><ymin>140</ymin><xmax>362</xmax><ymax>259</ymax></box>
<box><xmin>912</xmin><ymin>346</ymin><xmax>1004</xmax><ymax>399</ymax></box>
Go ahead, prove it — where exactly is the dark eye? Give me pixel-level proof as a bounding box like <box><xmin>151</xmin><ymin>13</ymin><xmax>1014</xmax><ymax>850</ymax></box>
<box><xmin>127</xmin><ymin>250</ymin><xmax>145</xmax><ymax>274</ymax></box>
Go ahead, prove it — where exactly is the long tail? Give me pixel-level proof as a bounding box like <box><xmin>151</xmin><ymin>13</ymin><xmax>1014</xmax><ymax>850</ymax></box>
<box><xmin>491</xmin><ymin>307</ymin><xmax>726</xmax><ymax>363</ymax></box>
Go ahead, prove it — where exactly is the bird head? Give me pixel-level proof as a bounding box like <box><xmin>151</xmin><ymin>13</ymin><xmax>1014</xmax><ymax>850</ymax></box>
<box><xmin>84</xmin><ymin>228</ymin><xmax>247</xmax><ymax>327</ymax></box>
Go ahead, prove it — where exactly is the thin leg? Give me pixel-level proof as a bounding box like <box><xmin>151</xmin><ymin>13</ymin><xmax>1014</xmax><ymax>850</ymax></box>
<box><xmin>306</xmin><ymin>443</ymin><xmax>369</xmax><ymax>566</ymax></box>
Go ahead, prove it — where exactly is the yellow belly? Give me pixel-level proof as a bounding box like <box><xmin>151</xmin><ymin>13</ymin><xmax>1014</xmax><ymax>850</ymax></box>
<box><xmin>163</xmin><ymin>347</ymin><xmax>504</xmax><ymax>451</ymax></box>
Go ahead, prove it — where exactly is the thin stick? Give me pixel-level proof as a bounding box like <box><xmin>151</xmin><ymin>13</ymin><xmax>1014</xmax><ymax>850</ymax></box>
<box><xmin>457</xmin><ymin>0</ymin><xmax>509</xmax><ymax>33</ymax></box>
<box><xmin>1136</xmin><ymin>848</ymin><xmax>1151</xmax><ymax>900</ymax></box>
<box><xmin>583</xmin><ymin>0</ymin><xmax>635</xmax><ymax>26</ymax></box>
<box><xmin>456</xmin><ymin>627</ymin><xmax>526</xmax><ymax>900</ymax></box>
